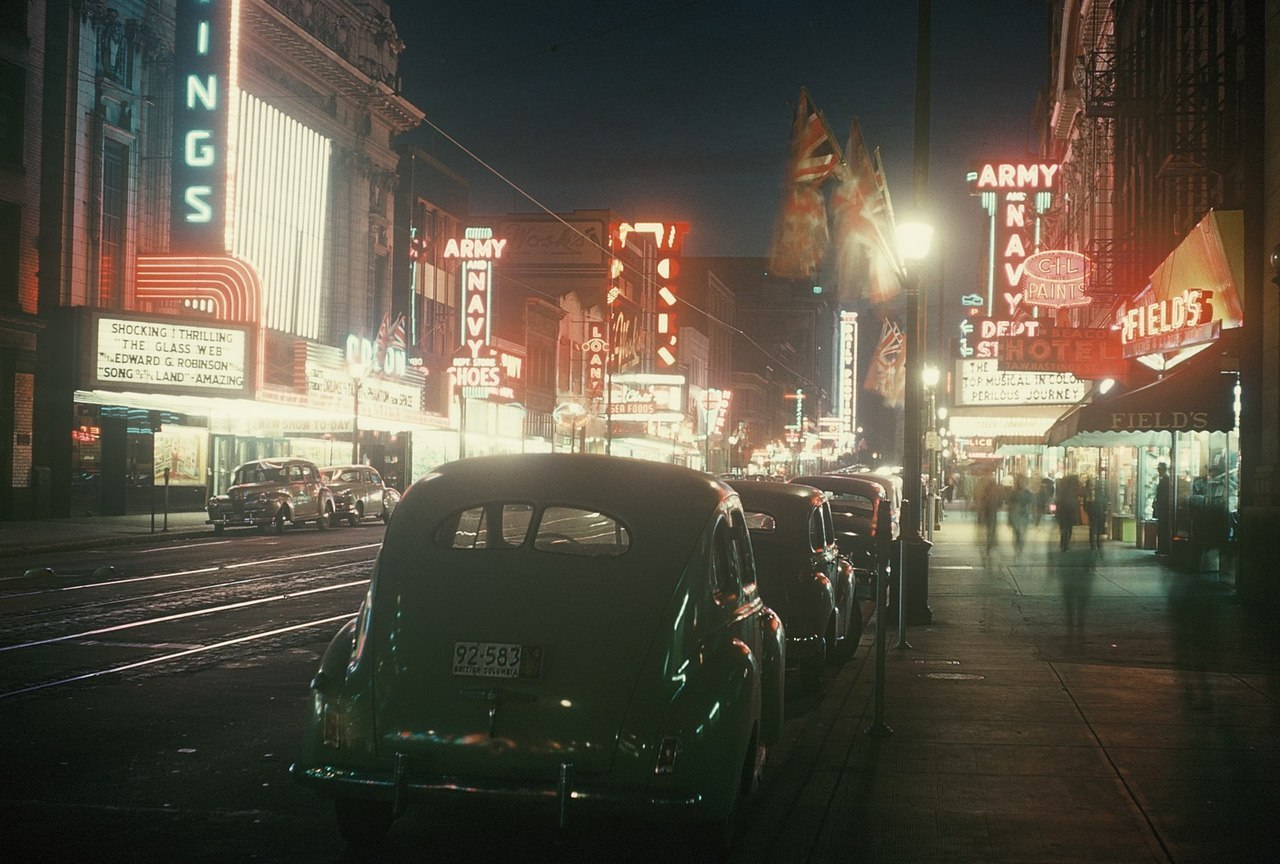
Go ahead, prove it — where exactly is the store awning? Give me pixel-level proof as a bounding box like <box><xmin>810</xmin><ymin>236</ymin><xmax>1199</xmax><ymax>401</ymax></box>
<box><xmin>1046</xmin><ymin>347</ymin><xmax>1237</xmax><ymax>447</ymax></box>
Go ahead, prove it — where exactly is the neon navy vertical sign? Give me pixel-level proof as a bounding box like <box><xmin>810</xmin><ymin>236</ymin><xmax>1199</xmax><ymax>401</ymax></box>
<box><xmin>172</xmin><ymin>0</ymin><xmax>232</xmax><ymax>253</ymax></box>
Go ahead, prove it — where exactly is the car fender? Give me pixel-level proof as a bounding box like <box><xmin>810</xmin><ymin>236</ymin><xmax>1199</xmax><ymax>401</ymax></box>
<box><xmin>657</xmin><ymin>633</ymin><xmax>761</xmax><ymax>815</ymax></box>
<box><xmin>791</xmin><ymin>570</ymin><xmax>836</xmax><ymax>643</ymax></box>
<box><xmin>758</xmin><ymin>604</ymin><xmax>785</xmax><ymax>744</ymax></box>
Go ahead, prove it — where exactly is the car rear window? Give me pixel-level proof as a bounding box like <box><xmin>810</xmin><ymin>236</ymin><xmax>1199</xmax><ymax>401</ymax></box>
<box><xmin>826</xmin><ymin>491</ymin><xmax>875</xmax><ymax>517</ymax></box>
<box><xmin>438</xmin><ymin>503</ymin><xmax>629</xmax><ymax>557</ymax></box>
<box><xmin>235</xmin><ymin>464</ymin><xmax>286</xmax><ymax>484</ymax></box>
<box><xmin>534</xmin><ymin>507</ymin><xmax>631</xmax><ymax>557</ymax></box>
<box><xmin>742</xmin><ymin>510</ymin><xmax>777</xmax><ymax>533</ymax></box>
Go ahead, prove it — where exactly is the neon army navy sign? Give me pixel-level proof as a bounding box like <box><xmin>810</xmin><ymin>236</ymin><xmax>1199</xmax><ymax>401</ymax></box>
<box><xmin>172</xmin><ymin>0</ymin><xmax>233</xmax><ymax>253</ymax></box>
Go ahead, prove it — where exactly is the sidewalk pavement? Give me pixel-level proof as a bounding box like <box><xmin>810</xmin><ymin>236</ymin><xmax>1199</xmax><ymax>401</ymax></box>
<box><xmin>737</xmin><ymin>507</ymin><xmax>1280</xmax><ymax>864</ymax></box>
<box><xmin>0</xmin><ymin>509</ymin><xmax>211</xmax><ymax>558</ymax></box>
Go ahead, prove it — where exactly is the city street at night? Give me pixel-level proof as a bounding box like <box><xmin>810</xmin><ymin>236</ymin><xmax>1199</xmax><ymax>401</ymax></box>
<box><xmin>1</xmin><ymin>507</ymin><xmax>1276</xmax><ymax>863</ymax></box>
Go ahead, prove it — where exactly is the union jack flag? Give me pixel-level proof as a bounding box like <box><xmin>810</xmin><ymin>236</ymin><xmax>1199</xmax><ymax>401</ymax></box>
<box><xmin>769</xmin><ymin>88</ymin><xmax>841</xmax><ymax>279</ymax></box>
<box><xmin>864</xmin><ymin>319</ymin><xmax>906</xmax><ymax>407</ymax></box>
<box><xmin>390</xmin><ymin>314</ymin><xmax>407</xmax><ymax>352</ymax></box>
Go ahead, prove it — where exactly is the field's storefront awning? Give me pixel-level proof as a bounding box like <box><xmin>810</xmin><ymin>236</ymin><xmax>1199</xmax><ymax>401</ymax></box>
<box><xmin>1046</xmin><ymin>347</ymin><xmax>1237</xmax><ymax>447</ymax></box>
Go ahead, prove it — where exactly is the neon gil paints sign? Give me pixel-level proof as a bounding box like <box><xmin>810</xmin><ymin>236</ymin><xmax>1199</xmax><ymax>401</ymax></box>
<box><xmin>1021</xmin><ymin>250</ymin><xmax>1091</xmax><ymax>309</ymax></box>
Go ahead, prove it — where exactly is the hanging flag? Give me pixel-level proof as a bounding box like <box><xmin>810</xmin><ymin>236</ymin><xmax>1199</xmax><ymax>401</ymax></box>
<box><xmin>374</xmin><ymin>312</ymin><xmax>390</xmax><ymax>371</ymax></box>
<box><xmin>863</xmin><ymin>319</ymin><xmax>906</xmax><ymax>407</ymax></box>
<box><xmin>832</xmin><ymin>120</ymin><xmax>902</xmax><ymax>304</ymax></box>
<box><xmin>768</xmin><ymin>88</ymin><xmax>841</xmax><ymax>279</ymax></box>
<box><xmin>390</xmin><ymin>314</ymin><xmax>407</xmax><ymax>353</ymax></box>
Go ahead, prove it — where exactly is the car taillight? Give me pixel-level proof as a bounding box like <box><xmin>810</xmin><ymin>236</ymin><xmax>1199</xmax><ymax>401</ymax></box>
<box><xmin>321</xmin><ymin>703</ymin><xmax>342</xmax><ymax>749</ymax></box>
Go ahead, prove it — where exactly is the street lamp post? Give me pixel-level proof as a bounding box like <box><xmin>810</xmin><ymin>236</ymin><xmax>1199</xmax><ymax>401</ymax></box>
<box><xmin>922</xmin><ymin>364</ymin><xmax>940</xmax><ymax>541</ymax></box>
<box><xmin>348</xmin><ymin>355</ymin><xmax>370</xmax><ymax>464</ymax></box>
<box><xmin>896</xmin><ymin>220</ymin><xmax>935</xmax><ymax>628</ymax></box>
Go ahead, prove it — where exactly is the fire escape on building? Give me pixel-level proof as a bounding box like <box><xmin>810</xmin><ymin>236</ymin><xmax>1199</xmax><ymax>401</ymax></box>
<box><xmin>1052</xmin><ymin>0</ymin><xmax>1238</xmax><ymax>330</ymax></box>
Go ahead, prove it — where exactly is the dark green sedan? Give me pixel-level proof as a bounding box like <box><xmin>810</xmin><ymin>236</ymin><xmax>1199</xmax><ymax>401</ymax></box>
<box><xmin>291</xmin><ymin>453</ymin><xmax>786</xmax><ymax>852</ymax></box>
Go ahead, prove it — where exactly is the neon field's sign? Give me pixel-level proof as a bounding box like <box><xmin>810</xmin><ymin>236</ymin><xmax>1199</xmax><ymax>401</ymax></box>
<box><xmin>1021</xmin><ymin>250</ymin><xmax>1091</xmax><ymax>309</ymax></box>
<box><xmin>172</xmin><ymin>0</ymin><xmax>234</xmax><ymax>252</ymax></box>
<box><xmin>1119</xmin><ymin>288</ymin><xmax>1218</xmax><ymax>357</ymax></box>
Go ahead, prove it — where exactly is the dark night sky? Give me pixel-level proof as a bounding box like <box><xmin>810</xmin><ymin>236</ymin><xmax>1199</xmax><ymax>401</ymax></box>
<box><xmin>386</xmin><ymin>1</ymin><xmax>1050</xmax><ymax>459</ymax></box>
<box><xmin>389</xmin><ymin>0</ymin><xmax>1050</xmax><ymax>293</ymax></box>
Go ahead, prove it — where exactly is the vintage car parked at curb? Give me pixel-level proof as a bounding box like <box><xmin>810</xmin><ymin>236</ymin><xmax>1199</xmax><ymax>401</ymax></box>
<box><xmin>791</xmin><ymin>474</ymin><xmax>891</xmax><ymax>572</ymax></box>
<box><xmin>320</xmin><ymin>464</ymin><xmax>400</xmax><ymax>526</ymax></box>
<box><xmin>291</xmin><ymin>453</ymin><xmax>785</xmax><ymax>852</ymax></box>
<box><xmin>206</xmin><ymin>457</ymin><xmax>336</xmax><ymax>533</ymax></box>
<box><xmin>728</xmin><ymin>481</ymin><xmax>862</xmax><ymax>693</ymax></box>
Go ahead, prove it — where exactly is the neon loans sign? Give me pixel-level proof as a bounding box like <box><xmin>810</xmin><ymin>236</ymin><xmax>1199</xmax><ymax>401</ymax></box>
<box><xmin>446</xmin><ymin>228</ymin><xmax>509</xmax><ymax>391</ymax></box>
<box><xmin>172</xmin><ymin>0</ymin><xmax>234</xmax><ymax>252</ymax></box>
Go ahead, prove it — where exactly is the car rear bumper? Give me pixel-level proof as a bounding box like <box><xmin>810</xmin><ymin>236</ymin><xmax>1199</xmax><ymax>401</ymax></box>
<box><xmin>289</xmin><ymin>760</ymin><xmax>704</xmax><ymax>820</ymax></box>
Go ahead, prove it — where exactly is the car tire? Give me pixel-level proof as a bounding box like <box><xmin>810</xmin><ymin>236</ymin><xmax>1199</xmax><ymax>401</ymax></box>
<box><xmin>334</xmin><ymin>797</ymin><xmax>393</xmax><ymax>848</ymax></box>
<box><xmin>273</xmin><ymin>510</ymin><xmax>287</xmax><ymax>535</ymax></box>
<box><xmin>828</xmin><ymin>614</ymin><xmax>853</xmax><ymax>665</ymax></box>
<box><xmin>317</xmin><ymin>507</ymin><xmax>331</xmax><ymax>531</ymax></box>
<box><xmin>691</xmin><ymin>731</ymin><xmax>763</xmax><ymax>860</ymax></box>
<box><xmin>381</xmin><ymin>497</ymin><xmax>392</xmax><ymax>524</ymax></box>
<box><xmin>212</xmin><ymin>523</ymin><xmax>224</xmax><ymax>535</ymax></box>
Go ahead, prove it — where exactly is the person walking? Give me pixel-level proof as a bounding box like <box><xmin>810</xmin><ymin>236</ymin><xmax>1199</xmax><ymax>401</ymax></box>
<box><xmin>1153</xmin><ymin>461</ymin><xmax>1171</xmax><ymax>556</ymax></box>
<box><xmin>1054</xmin><ymin>472</ymin><xmax>1081</xmax><ymax>551</ymax></box>
<box><xmin>1008</xmin><ymin>474</ymin><xmax>1034</xmax><ymax>559</ymax></box>
<box><xmin>1035</xmin><ymin>474</ymin><xmax>1055</xmax><ymax>526</ymax></box>
<box><xmin>1083</xmin><ymin>473</ymin><xmax>1108</xmax><ymax>551</ymax></box>
<box><xmin>975</xmin><ymin>473</ymin><xmax>1002</xmax><ymax>560</ymax></box>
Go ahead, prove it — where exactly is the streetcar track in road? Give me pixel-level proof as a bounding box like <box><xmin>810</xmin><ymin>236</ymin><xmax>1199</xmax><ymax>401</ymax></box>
<box><xmin>0</xmin><ymin>612</ymin><xmax>355</xmax><ymax>699</ymax></box>
<box><xmin>1</xmin><ymin>542</ymin><xmax>382</xmax><ymax>595</ymax></box>
<box><xmin>0</xmin><ymin>579</ymin><xmax>369</xmax><ymax>654</ymax></box>
<box><xmin>0</xmin><ymin>562</ymin><xmax>373</xmax><ymax>635</ymax></box>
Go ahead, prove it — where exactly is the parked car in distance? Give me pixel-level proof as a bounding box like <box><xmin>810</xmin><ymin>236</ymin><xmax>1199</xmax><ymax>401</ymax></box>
<box><xmin>291</xmin><ymin>453</ymin><xmax>785</xmax><ymax>852</ymax></box>
<box><xmin>790</xmin><ymin>474</ymin><xmax>889</xmax><ymax>571</ymax></box>
<box><xmin>728</xmin><ymin>481</ymin><xmax>863</xmax><ymax>692</ymax></box>
<box><xmin>206</xmin><ymin>457</ymin><xmax>336</xmax><ymax>534</ymax></box>
<box><xmin>320</xmin><ymin>464</ymin><xmax>400</xmax><ymax>526</ymax></box>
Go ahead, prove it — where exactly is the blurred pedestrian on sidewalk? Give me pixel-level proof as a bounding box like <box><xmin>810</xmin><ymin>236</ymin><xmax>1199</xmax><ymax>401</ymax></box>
<box><xmin>1083</xmin><ymin>473</ymin><xmax>1108</xmax><ymax>551</ymax></box>
<box><xmin>1153</xmin><ymin>461</ymin><xmax>1171</xmax><ymax>556</ymax></box>
<box><xmin>975</xmin><ymin>473</ymin><xmax>1003</xmax><ymax>560</ymax></box>
<box><xmin>1055</xmin><ymin>472</ymin><xmax>1081</xmax><ymax>551</ymax></box>
<box><xmin>1008</xmin><ymin>474</ymin><xmax>1034</xmax><ymax>559</ymax></box>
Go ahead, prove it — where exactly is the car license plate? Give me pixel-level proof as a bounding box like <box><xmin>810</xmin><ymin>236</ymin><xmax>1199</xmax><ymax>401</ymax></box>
<box><xmin>452</xmin><ymin>642</ymin><xmax>541</xmax><ymax>679</ymax></box>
